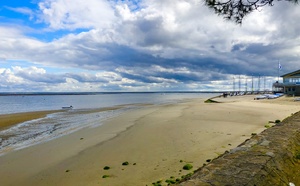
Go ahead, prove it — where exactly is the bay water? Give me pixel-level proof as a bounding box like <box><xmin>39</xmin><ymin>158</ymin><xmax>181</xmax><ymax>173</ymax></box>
<box><xmin>0</xmin><ymin>92</ymin><xmax>217</xmax><ymax>155</ymax></box>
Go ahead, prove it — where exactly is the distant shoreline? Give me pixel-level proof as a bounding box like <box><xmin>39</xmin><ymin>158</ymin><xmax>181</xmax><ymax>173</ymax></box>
<box><xmin>0</xmin><ymin>91</ymin><xmax>223</xmax><ymax>96</ymax></box>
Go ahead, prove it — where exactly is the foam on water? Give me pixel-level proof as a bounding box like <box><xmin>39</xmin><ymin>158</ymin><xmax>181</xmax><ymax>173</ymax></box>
<box><xmin>0</xmin><ymin>106</ymin><xmax>132</xmax><ymax>156</ymax></box>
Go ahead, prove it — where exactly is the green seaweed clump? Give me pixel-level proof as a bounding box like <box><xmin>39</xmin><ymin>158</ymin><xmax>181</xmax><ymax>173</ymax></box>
<box><xmin>264</xmin><ymin>124</ymin><xmax>271</xmax><ymax>128</ymax></box>
<box><xmin>152</xmin><ymin>180</ymin><xmax>162</xmax><ymax>186</ymax></box>
<box><xmin>102</xmin><ymin>175</ymin><xmax>110</xmax><ymax>178</ymax></box>
<box><xmin>295</xmin><ymin>151</ymin><xmax>300</xmax><ymax>160</ymax></box>
<box><xmin>182</xmin><ymin>164</ymin><xmax>193</xmax><ymax>170</ymax></box>
<box><xmin>165</xmin><ymin>179</ymin><xmax>177</xmax><ymax>184</ymax></box>
<box><xmin>181</xmin><ymin>172</ymin><xmax>193</xmax><ymax>179</ymax></box>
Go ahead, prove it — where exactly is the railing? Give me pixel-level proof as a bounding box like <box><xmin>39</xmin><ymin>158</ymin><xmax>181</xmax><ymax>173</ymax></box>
<box><xmin>274</xmin><ymin>82</ymin><xmax>300</xmax><ymax>86</ymax></box>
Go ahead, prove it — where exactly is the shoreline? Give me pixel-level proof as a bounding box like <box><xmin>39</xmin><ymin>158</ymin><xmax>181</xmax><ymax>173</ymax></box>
<box><xmin>0</xmin><ymin>104</ymin><xmax>144</xmax><ymax>132</ymax></box>
<box><xmin>0</xmin><ymin>110</ymin><xmax>63</xmax><ymax>131</ymax></box>
<box><xmin>0</xmin><ymin>105</ymin><xmax>147</xmax><ymax>156</ymax></box>
<box><xmin>0</xmin><ymin>95</ymin><xmax>299</xmax><ymax>185</ymax></box>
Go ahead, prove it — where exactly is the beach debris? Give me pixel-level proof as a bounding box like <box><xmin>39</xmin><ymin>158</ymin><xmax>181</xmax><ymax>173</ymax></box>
<box><xmin>62</xmin><ymin>105</ymin><xmax>73</xmax><ymax>110</ymax></box>
<box><xmin>122</xmin><ymin>161</ymin><xmax>129</xmax><ymax>166</ymax></box>
<box><xmin>65</xmin><ymin>169</ymin><xmax>70</xmax><ymax>172</ymax></box>
<box><xmin>102</xmin><ymin>175</ymin><xmax>110</xmax><ymax>178</ymax></box>
<box><xmin>204</xmin><ymin>99</ymin><xmax>220</xmax><ymax>103</ymax></box>
<box><xmin>289</xmin><ymin>182</ymin><xmax>295</xmax><ymax>186</ymax></box>
<box><xmin>206</xmin><ymin>159</ymin><xmax>211</xmax><ymax>162</ymax></box>
<box><xmin>103</xmin><ymin>166</ymin><xmax>110</xmax><ymax>170</ymax></box>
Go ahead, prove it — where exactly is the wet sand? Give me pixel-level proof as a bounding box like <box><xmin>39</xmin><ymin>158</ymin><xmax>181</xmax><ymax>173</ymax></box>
<box><xmin>0</xmin><ymin>110</ymin><xmax>63</xmax><ymax>131</ymax></box>
<box><xmin>0</xmin><ymin>95</ymin><xmax>299</xmax><ymax>186</ymax></box>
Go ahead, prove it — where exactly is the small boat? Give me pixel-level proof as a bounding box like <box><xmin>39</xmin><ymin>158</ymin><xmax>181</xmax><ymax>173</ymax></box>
<box><xmin>263</xmin><ymin>94</ymin><xmax>279</xmax><ymax>99</ymax></box>
<box><xmin>62</xmin><ymin>105</ymin><xmax>73</xmax><ymax>109</ymax></box>
<box><xmin>254</xmin><ymin>95</ymin><xmax>267</xmax><ymax>100</ymax></box>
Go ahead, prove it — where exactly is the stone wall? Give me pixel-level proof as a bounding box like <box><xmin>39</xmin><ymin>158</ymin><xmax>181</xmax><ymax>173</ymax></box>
<box><xmin>179</xmin><ymin>112</ymin><xmax>300</xmax><ymax>186</ymax></box>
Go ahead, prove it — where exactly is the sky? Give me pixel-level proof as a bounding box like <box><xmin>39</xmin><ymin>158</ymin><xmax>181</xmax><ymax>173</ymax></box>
<box><xmin>0</xmin><ymin>0</ymin><xmax>299</xmax><ymax>92</ymax></box>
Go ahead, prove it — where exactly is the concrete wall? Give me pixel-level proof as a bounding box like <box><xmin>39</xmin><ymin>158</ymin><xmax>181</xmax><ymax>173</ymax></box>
<box><xmin>179</xmin><ymin>112</ymin><xmax>300</xmax><ymax>186</ymax></box>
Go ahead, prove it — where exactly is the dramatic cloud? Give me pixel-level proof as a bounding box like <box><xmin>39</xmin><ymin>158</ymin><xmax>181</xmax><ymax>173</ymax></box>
<box><xmin>0</xmin><ymin>0</ymin><xmax>299</xmax><ymax>92</ymax></box>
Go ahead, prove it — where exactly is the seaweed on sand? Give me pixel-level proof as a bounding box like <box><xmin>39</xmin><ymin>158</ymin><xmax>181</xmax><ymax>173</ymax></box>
<box><xmin>204</xmin><ymin>99</ymin><xmax>220</xmax><ymax>103</ymax></box>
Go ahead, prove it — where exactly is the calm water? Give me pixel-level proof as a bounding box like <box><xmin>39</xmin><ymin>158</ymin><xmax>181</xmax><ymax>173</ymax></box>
<box><xmin>0</xmin><ymin>93</ymin><xmax>216</xmax><ymax>115</ymax></box>
<box><xmin>0</xmin><ymin>93</ymin><xmax>217</xmax><ymax>155</ymax></box>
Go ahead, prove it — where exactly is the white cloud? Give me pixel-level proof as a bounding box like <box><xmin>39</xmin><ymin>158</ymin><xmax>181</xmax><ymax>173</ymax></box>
<box><xmin>13</xmin><ymin>66</ymin><xmax>46</xmax><ymax>75</ymax></box>
<box><xmin>0</xmin><ymin>68</ymin><xmax>24</xmax><ymax>84</ymax></box>
<box><xmin>5</xmin><ymin>6</ymin><xmax>34</xmax><ymax>20</ymax></box>
<box><xmin>115</xmin><ymin>4</ymin><xmax>136</xmax><ymax>21</ymax></box>
<box><xmin>38</xmin><ymin>0</ymin><xmax>116</xmax><ymax>30</ymax></box>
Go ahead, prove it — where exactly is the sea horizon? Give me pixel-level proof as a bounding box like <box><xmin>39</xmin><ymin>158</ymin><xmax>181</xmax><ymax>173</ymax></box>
<box><xmin>0</xmin><ymin>91</ymin><xmax>226</xmax><ymax>96</ymax></box>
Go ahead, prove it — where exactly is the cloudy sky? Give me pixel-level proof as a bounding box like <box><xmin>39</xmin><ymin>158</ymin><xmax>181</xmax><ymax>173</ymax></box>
<box><xmin>0</xmin><ymin>0</ymin><xmax>299</xmax><ymax>92</ymax></box>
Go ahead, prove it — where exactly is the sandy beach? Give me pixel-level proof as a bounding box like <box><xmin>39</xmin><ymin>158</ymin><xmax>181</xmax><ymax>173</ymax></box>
<box><xmin>0</xmin><ymin>95</ymin><xmax>299</xmax><ymax>186</ymax></box>
<box><xmin>0</xmin><ymin>110</ymin><xmax>62</xmax><ymax>131</ymax></box>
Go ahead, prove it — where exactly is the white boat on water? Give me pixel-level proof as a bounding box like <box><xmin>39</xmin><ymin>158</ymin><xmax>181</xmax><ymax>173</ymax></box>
<box><xmin>62</xmin><ymin>105</ymin><xmax>73</xmax><ymax>109</ymax></box>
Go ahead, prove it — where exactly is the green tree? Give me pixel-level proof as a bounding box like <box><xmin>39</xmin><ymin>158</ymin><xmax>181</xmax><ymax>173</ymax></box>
<box><xmin>204</xmin><ymin>0</ymin><xmax>299</xmax><ymax>24</ymax></box>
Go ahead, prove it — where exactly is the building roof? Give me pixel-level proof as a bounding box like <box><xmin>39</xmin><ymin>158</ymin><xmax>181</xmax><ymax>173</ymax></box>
<box><xmin>281</xmin><ymin>69</ymin><xmax>300</xmax><ymax>78</ymax></box>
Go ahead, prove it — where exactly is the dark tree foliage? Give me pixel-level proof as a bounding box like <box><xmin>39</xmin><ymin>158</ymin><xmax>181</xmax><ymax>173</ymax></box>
<box><xmin>204</xmin><ymin>0</ymin><xmax>299</xmax><ymax>24</ymax></box>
